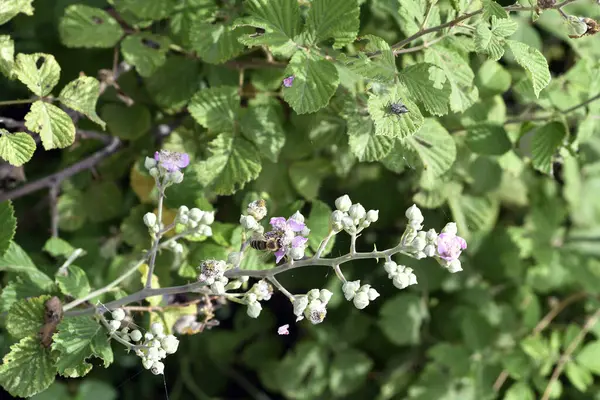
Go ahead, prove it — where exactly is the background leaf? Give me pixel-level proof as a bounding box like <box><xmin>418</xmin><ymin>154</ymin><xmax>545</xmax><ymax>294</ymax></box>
<box><xmin>59</xmin><ymin>5</ymin><xmax>124</xmax><ymax>48</ymax></box>
<box><xmin>0</xmin><ymin>130</ymin><xmax>35</xmax><ymax>166</ymax></box>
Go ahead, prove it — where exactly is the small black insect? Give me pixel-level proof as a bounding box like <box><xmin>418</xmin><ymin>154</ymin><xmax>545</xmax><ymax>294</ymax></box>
<box><xmin>91</xmin><ymin>16</ymin><xmax>104</xmax><ymax>24</ymax></box>
<box><xmin>142</xmin><ymin>38</ymin><xmax>161</xmax><ymax>50</ymax></box>
<box><xmin>389</xmin><ymin>102</ymin><xmax>409</xmax><ymax>115</ymax></box>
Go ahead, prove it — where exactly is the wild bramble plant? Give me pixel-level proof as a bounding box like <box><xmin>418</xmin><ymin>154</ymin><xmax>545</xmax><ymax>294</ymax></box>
<box><xmin>0</xmin><ymin>0</ymin><xmax>600</xmax><ymax>399</ymax></box>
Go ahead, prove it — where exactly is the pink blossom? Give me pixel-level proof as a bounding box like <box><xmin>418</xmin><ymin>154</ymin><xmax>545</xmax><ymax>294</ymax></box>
<box><xmin>282</xmin><ymin>75</ymin><xmax>294</xmax><ymax>88</ymax></box>
<box><xmin>278</xmin><ymin>324</ymin><xmax>290</xmax><ymax>335</ymax></box>
<box><xmin>267</xmin><ymin>217</ymin><xmax>308</xmax><ymax>263</ymax></box>
<box><xmin>437</xmin><ymin>233</ymin><xmax>467</xmax><ymax>262</ymax></box>
<box><xmin>154</xmin><ymin>150</ymin><xmax>190</xmax><ymax>172</ymax></box>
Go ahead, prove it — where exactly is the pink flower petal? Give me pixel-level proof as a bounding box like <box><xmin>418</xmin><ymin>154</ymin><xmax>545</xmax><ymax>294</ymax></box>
<box><xmin>274</xmin><ymin>249</ymin><xmax>286</xmax><ymax>263</ymax></box>
<box><xmin>270</xmin><ymin>217</ymin><xmax>287</xmax><ymax>229</ymax></box>
<box><xmin>278</xmin><ymin>324</ymin><xmax>290</xmax><ymax>335</ymax></box>
<box><xmin>287</xmin><ymin>219</ymin><xmax>305</xmax><ymax>232</ymax></box>
<box><xmin>292</xmin><ymin>236</ymin><xmax>308</xmax><ymax>248</ymax></box>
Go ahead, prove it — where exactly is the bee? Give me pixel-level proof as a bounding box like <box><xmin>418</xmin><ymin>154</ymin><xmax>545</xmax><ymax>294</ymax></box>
<box><xmin>249</xmin><ymin>235</ymin><xmax>281</xmax><ymax>252</ymax></box>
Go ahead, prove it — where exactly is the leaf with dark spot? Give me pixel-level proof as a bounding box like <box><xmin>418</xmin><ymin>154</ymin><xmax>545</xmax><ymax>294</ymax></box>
<box><xmin>91</xmin><ymin>16</ymin><xmax>103</xmax><ymax>24</ymax></box>
<box><xmin>142</xmin><ymin>38</ymin><xmax>161</xmax><ymax>50</ymax></box>
<box><xmin>35</xmin><ymin>57</ymin><xmax>45</xmax><ymax>69</ymax></box>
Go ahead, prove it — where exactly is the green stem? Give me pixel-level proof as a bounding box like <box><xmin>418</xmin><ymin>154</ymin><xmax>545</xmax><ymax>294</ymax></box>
<box><xmin>0</xmin><ymin>99</ymin><xmax>36</xmax><ymax>106</ymax></box>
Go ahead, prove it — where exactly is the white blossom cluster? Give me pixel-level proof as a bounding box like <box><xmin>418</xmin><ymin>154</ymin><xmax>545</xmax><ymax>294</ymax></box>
<box><xmin>106</xmin><ymin>310</ymin><xmax>179</xmax><ymax>375</ymax></box>
<box><xmin>293</xmin><ymin>289</ymin><xmax>333</xmax><ymax>324</ymax></box>
<box><xmin>400</xmin><ymin>205</ymin><xmax>437</xmax><ymax>260</ymax></box>
<box><xmin>330</xmin><ymin>195</ymin><xmax>379</xmax><ymax>235</ymax></box>
<box><xmin>244</xmin><ymin>280</ymin><xmax>274</xmax><ymax>318</ymax></box>
<box><xmin>240</xmin><ymin>199</ymin><xmax>268</xmax><ymax>233</ymax></box>
<box><xmin>175</xmin><ymin>206</ymin><xmax>214</xmax><ymax>237</ymax></box>
<box><xmin>383</xmin><ymin>261</ymin><xmax>418</xmax><ymax>290</ymax></box>
<box><xmin>197</xmin><ymin>259</ymin><xmax>228</xmax><ymax>294</ymax></box>
<box><xmin>342</xmin><ymin>281</ymin><xmax>380</xmax><ymax>309</ymax></box>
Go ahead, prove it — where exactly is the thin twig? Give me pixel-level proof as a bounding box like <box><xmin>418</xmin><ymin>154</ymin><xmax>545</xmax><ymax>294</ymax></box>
<box><xmin>56</xmin><ymin>248</ymin><xmax>85</xmax><ymax>276</ymax></box>
<box><xmin>123</xmin><ymin>299</ymin><xmax>201</xmax><ymax>313</ymax></box>
<box><xmin>0</xmin><ymin>136</ymin><xmax>121</xmax><ymax>202</ymax></box>
<box><xmin>267</xmin><ymin>276</ymin><xmax>295</xmax><ymax>302</ymax></box>
<box><xmin>145</xmin><ymin>182</ymin><xmax>164</xmax><ymax>289</ymax></box>
<box><xmin>541</xmin><ymin>307</ymin><xmax>600</xmax><ymax>400</ymax></box>
<box><xmin>49</xmin><ymin>183</ymin><xmax>59</xmax><ymax>237</ymax></box>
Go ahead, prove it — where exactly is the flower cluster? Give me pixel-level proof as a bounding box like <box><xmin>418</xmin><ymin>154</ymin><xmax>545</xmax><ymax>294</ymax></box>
<box><xmin>176</xmin><ymin>206</ymin><xmax>214</xmax><ymax>237</ymax></box>
<box><xmin>197</xmin><ymin>259</ymin><xmax>228</xmax><ymax>294</ymax></box>
<box><xmin>105</xmin><ymin>310</ymin><xmax>179</xmax><ymax>375</ymax></box>
<box><xmin>267</xmin><ymin>213</ymin><xmax>310</xmax><ymax>262</ymax></box>
<box><xmin>342</xmin><ymin>281</ymin><xmax>380</xmax><ymax>309</ymax></box>
<box><xmin>145</xmin><ymin>150</ymin><xmax>189</xmax><ymax>184</ymax></box>
<box><xmin>435</xmin><ymin>222</ymin><xmax>467</xmax><ymax>273</ymax></box>
<box><xmin>240</xmin><ymin>199</ymin><xmax>268</xmax><ymax>233</ymax></box>
<box><xmin>383</xmin><ymin>261</ymin><xmax>418</xmax><ymax>290</ymax></box>
<box><xmin>244</xmin><ymin>280</ymin><xmax>274</xmax><ymax>318</ymax></box>
<box><xmin>293</xmin><ymin>289</ymin><xmax>332</xmax><ymax>324</ymax></box>
<box><xmin>330</xmin><ymin>195</ymin><xmax>379</xmax><ymax>235</ymax></box>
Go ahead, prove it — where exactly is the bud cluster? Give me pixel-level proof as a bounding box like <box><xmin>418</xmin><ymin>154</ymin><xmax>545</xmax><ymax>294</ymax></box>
<box><xmin>105</xmin><ymin>310</ymin><xmax>179</xmax><ymax>376</ymax></box>
<box><xmin>401</xmin><ymin>205</ymin><xmax>436</xmax><ymax>259</ymax></box>
<box><xmin>383</xmin><ymin>261</ymin><xmax>418</xmax><ymax>290</ymax></box>
<box><xmin>144</xmin><ymin>150</ymin><xmax>189</xmax><ymax>185</ymax></box>
<box><xmin>342</xmin><ymin>281</ymin><xmax>380</xmax><ymax>309</ymax></box>
<box><xmin>197</xmin><ymin>259</ymin><xmax>228</xmax><ymax>294</ymax></box>
<box><xmin>331</xmin><ymin>195</ymin><xmax>379</xmax><ymax>234</ymax></box>
<box><xmin>176</xmin><ymin>206</ymin><xmax>214</xmax><ymax>237</ymax></box>
<box><xmin>293</xmin><ymin>289</ymin><xmax>332</xmax><ymax>324</ymax></box>
<box><xmin>240</xmin><ymin>199</ymin><xmax>268</xmax><ymax>233</ymax></box>
<box><xmin>244</xmin><ymin>280</ymin><xmax>274</xmax><ymax>318</ymax></box>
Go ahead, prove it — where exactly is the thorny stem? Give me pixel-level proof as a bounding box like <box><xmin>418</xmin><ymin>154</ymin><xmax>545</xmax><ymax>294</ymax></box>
<box><xmin>541</xmin><ymin>307</ymin><xmax>600</xmax><ymax>400</ymax></box>
<box><xmin>145</xmin><ymin>182</ymin><xmax>164</xmax><ymax>289</ymax></box>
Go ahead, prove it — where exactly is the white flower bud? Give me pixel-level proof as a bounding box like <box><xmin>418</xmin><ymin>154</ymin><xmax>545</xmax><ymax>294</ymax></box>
<box><xmin>240</xmin><ymin>215</ymin><xmax>259</xmax><ymax>231</ymax></box>
<box><xmin>353</xmin><ymin>292</ymin><xmax>370</xmax><ymax>309</ymax></box>
<box><xmin>348</xmin><ymin>203</ymin><xmax>366</xmax><ymax>221</ymax></box>
<box><xmin>151</xmin><ymin>361</ymin><xmax>165</xmax><ymax>375</ymax></box>
<box><xmin>211</xmin><ymin>281</ymin><xmax>226</xmax><ymax>294</ymax></box>
<box><xmin>247</xmin><ymin>301</ymin><xmax>262</xmax><ymax>318</ymax></box>
<box><xmin>247</xmin><ymin>199</ymin><xmax>268</xmax><ymax>221</ymax></box>
<box><xmin>144</xmin><ymin>157</ymin><xmax>157</xmax><ymax>170</ymax></box>
<box><xmin>330</xmin><ymin>210</ymin><xmax>345</xmax><ymax>223</ymax></box>
<box><xmin>150</xmin><ymin>339</ymin><xmax>161</xmax><ymax>348</ymax></box>
<box><xmin>111</xmin><ymin>308</ymin><xmax>125</xmax><ymax>321</ymax></box>
<box><xmin>305</xmin><ymin>300</ymin><xmax>327</xmax><ymax>324</ymax></box>
<box><xmin>144</xmin><ymin>332</ymin><xmax>154</xmax><ymax>341</ymax></box>
<box><xmin>366</xmin><ymin>210</ymin><xmax>379</xmax><ymax>223</ymax></box>
<box><xmin>426</xmin><ymin>229</ymin><xmax>438</xmax><ymax>243</ymax></box>
<box><xmin>178</xmin><ymin>214</ymin><xmax>189</xmax><ymax>225</ymax></box>
<box><xmin>150</xmin><ymin>322</ymin><xmax>164</xmax><ymax>336</ymax></box>
<box><xmin>147</xmin><ymin>347</ymin><xmax>160</xmax><ymax>361</ymax></box>
<box><xmin>188</xmin><ymin>220</ymin><xmax>198</xmax><ymax>229</ymax></box>
<box><xmin>447</xmin><ymin>259</ymin><xmax>463</xmax><ymax>273</ymax></box>
<box><xmin>293</xmin><ymin>296</ymin><xmax>309</xmax><ymax>317</ymax></box>
<box><xmin>189</xmin><ymin>208</ymin><xmax>204</xmax><ymax>222</ymax></box>
<box><xmin>301</xmin><ymin>227</ymin><xmax>311</xmax><ymax>236</ymax></box>
<box><xmin>149</xmin><ymin>167</ymin><xmax>160</xmax><ymax>178</ymax></box>
<box><xmin>290</xmin><ymin>210</ymin><xmax>305</xmax><ymax>223</ymax></box>
<box><xmin>226</xmin><ymin>280</ymin><xmax>242</xmax><ymax>290</ymax></box>
<box><xmin>289</xmin><ymin>246</ymin><xmax>305</xmax><ymax>260</ymax></box>
<box><xmin>178</xmin><ymin>206</ymin><xmax>189</xmax><ymax>216</ymax></box>
<box><xmin>143</xmin><ymin>213</ymin><xmax>157</xmax><ymax>228</ymax></box>
<box><xmin>342</xmin><ymin>280</ymin><xmax>360</xmax><ymax>300</ymax></box>
<box><xmin>335</xmin><ymin>195</ymin><xmax>352</xmax><ymax>212</ymax></box>
<box><xmin>228</xmin><ymin>251</ymin><xmax>242</xmax><ymax>265</ymax></box>
<box><xmin>319</xmin><ymin>289</ymin><xmax>333</xmax><ymax>304</ymax></box>
<box><xmin>392</xmin><ymin>267</ymin><xmax>418</xmax><ymax>289</ymax></box>
<box><xmin>174</xmin><ymin>243</ymin><xmax>184</xmax><ymax>254</ymax></box>
<box><xmin>108</xmin><ymin>320</ymin><xmax>121</xmax><ymax>332</ymax></box>
<box><xmin>383</xmin><ymin>261</ymin><xmax>397</xmax><ymax>276</ymax></box>
<box><xmin>332</xmin><ymin>221</ymin><xmax>343</xmax><ymax>232</ymax></box>
<box><xmin>341</xmin><ymin>215</ymin><xmax>355</xmax><ymax>231</ymax></box>
<box><xmin>368</xmin><ymin>288</ymin><xmax>380</xmax><ymax>301</ymax></box>
<box><xmin>121</xmin><ymin>327</ymin><xmax>130</xmax><ymax>334</ymax></box>
<box><xmin>200</xmin><ymin>225</ymin><xmax>212</xmax><ymax>236</ymax></box>
<box><xmin>410</xmin><ymin>236</ymin><xmax>427</xmax><ymax>252</ymax></box>
<box><xmin>201</xmin><ymin>211</ymin><xmax>215</xmax><ymax>225</ymax></box>
<box><xmin>441</xmin><ymin>222</ymin><xmax>458</xmax><ymax>236</ymax></box>
<box><xmin>169</xmin><ymin>170</ymin><xmax>184</xmax><ymax>184</ymax></box>
<box><xmin>405</xmin><ymin>204</ymin><xmax>423</xmax><ymax>221</ymax></box>
<box><xmin>246</xmin><ymin>293</ymin><xmax>258</xmax><ymax>304</ymax></box>
<box><xmin>129</xmin><ymin>330</ymin><xmax>142</xmax><ymax>342</ymax></box>
<box><xmin>307</xmin><ymin>289</ymin><xmax>320</xmax><ymax>300</ymax></box>
<box><xmin>424</xmin><ymin>244</ymin><xmax>436</xmax><ymax>257</ymax></box>
<box><xmin>158</xmin><ymin>349</ymin><xmax>167</xmax><ymax>359</ymax></box>
<box><xmin>142</xmin><ymin>358</ymin><xmax>154</xmax><ymax>370</ymax></box>
<box><xmin>161</xmin><ymin>335</ymin><xmax>180</xmax><ymax>354</ymax></box>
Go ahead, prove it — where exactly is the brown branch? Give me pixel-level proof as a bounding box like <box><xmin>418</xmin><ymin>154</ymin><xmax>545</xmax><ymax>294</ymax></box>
<box><xmin>49</xmin><ymin>183</ymin><xmax>59</xmax><ymax>238</ymax></box>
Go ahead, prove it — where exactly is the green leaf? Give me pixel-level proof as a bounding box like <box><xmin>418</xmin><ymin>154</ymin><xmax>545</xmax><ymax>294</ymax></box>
<box><xmin>52</xmin><ymin>316</ymin><xmax>114</xmax><ymax>377</ymax></box>
<box><xmin>57</xmin><ymin>190</ymin><xmax>87</xmax><ymax>231</ymax></box>
<box><xmin>425</xmin><ymin>46</ymin><xmax>478</xmax><ymax>112</ymax></box>
<box><xmin>491</xmin><ymin>15</ymin><xmax>518</xmax><ymax>37</ymax></box>
<box><xmin>474</xmin><ymin>24</ymin><xmax>505</xmax><ymax>61</ymax></box>
<box><xmin>367</xmin><ymin>85</ymin><xmax>424</xmax><ymax>138</ymax></box>
<box><xmin>189</xmin><ymin>86</ymin><xmax>240</xmax><ymax>132</ymax></box>
<box><xmin>235</xmin><ymin>0</ymin><xmax>302</xmax><ymax>56</ymax></box>
<box><xmin>337</xmin><ymin>35</ymin><xmax>396</xmax><ymax>83</ymax></box>
<box><xmin>565</xmin><ymin>362</ymin><xmax>593</xmax><ymax>392</ymax></box>
<box><xmin>58</xmin><ymin>76</ymin><xmax>106</xmax><ymax>128</ymax></box>
<box><xmin>13</xmin><ymin>53</ymin><xmax>60</xmax><ymax>96</ymax></box>
<box><xmin>190</xmin><ymin>22</ymin><xmax>251</xmax><ymax>64</ymax></box>
<box><xmin>43</xmin><ymin>237</ymin><xmax>75</xmax><ymax>258</ymax></box>
<box><xmin>398</xmin><ymin>63</ymin><xmax>451</xmax><ymax>116</ymax></box>
<box><xmin>506</xmin><ymin>40</ymin><xmax>551</xmax><ymax>97</ymax></box>
<box><xmin>195</xmin><ymin>133</ymin><xmax>262</xmax><ymax>195</ymax></box>
<box><xmin>169</xmin><ymin>0</ymin><xmax>218</xmax><ymax>49</ymax></box>
<box><xmin>75</xmin><ymin>380</ymin><xmax>117</xmax><ymax>400</ymax></box>
<box><xmin>306</xmin><ymin>0</ymin><xmax>360</xmax><ymax>49</ymax></box>
<box><xmin>482</xmin><ymin>0</ymin><xmax>507</xmax><ymax>20</ymax></box>
<box><xmin>0</xmin><ymin>130</ymin><xmax>36</xmax><ymax>166</ymax></box>
<box><xmin>403</xmin><ymin>118</ymin><xmax>457</xmax><ymax>177</ymax></box>
<box><xmin>289</xmin><ymin>158</ymin><xmax>331</xmax><ymax>200</ymax></box>
<box><xmin>119</xmin><ymin>0</ymin><xmax>175</xmax><ymax>20</ymax></box>
<box><xmin>0</xmin><ymin>0</ymin><xmax>34</xmax><ymax>26</ymax></box>
<box><xmin>0</xmin><ymin>277</ymin><xmax>47</xmax><ymax>314</ymax></box>
<box><xmin>347</xmin><ymin>111</ymin><xmax>393</xmax><ymax>161</ymax></box>
<box><xmin>378</xmin><ymin>293</ymin><xmax>428</xmax><ymax>346</ymax></box>
<box><xmin>306</xmin><ymin>200</ymin><xmax>336</xmax><ymax>255</ymax></box>
<box><xmin>83</xmin><ymin>181</ymin><xmax>123</xmax><ymax>222</ymax></box>
<box><xmin>24</xmin><ymin>101</ymin><xmax>76</xmax><ymax>150</ymax></box>
<box><xmin>531</xmin><ymin>121</ymin><xmax>566</xmax><ymax>175</ymax></box>
<box><xmin>0</xmin><ymin>336</ymin><xmax>56</xmax><ymax>398</ymax></box>
<box><xmin>329</xmin><ymin>349</ymin><xmax>373</xmax><ymax>397</ymax></box>
<box><xmin>6</xmin><ymin>295</ymin><xmax>48</xmax><ymax>339</ymax></box>
<box><xmin>466</xmin><ymin>123</ymin><xmax>512</xmax><ymax>155</ymax></box>
<box><xmin>0</xmin><ymin>241</ymin><xmax>54</xmax><ymax>290</ymax></box>
<box><xmin>56</xmin><ymin>265</ymin><xmax>90</xmax><ymax>298</ymax></box>
<box><xmin>121</xmin><ymin>33</ymin><xmax>171</xmax><ymax>77</ymax></box>
<box><xmin>575</xmin><ymin>341</ymin><xmax>600</xmax><ymax>374</ymax></box>
<box><xmin>241</xmin><ymin>105</ymin><xmax>286</xmax><ymax>163</ymax></box>
<box><xmin>282</xmin><ymin>51</ymin><xmax>339</xmax><ymax>114</ymax></box>
<box><xmin>0</xmin><ymin>35</ymin><xmax>14</xmax><ymax>78</ymax></box>
<box><xmin>476</xmin><ymin>60</ymin><xmax>511</xmax><ymax>96</ymax></box>
<box><xmin>504</xmin><ymin>382</ymin><xmax>535</xmax><ymax>400</ymax></box>
<box><xmin>101</xmin><ymin>103</ymin><xmax>151</xmax><ymax>140</ymax></box>
<box><xmin>59</xmin><ymin>5</ymin><xmax>124</xmax><ymax>48</ymax></box>
<box><xmin>145</xmin><ymin>55</ymin><xmax>201</xmax><ymax>113</ymax></box>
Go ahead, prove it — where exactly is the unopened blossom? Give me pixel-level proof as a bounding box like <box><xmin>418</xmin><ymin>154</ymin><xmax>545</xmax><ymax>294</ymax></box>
<box><xmin>278</xmin><ymin>324</ymin><xmax>290</xmax><ymax>335</ymax></box>
<box><xmin>154</xmin><ymin>150</ymin><xmax>190</xmax><ymax>172</ymax></box>
<box><xmin>282</xmin><ymin>75</ymin><xmax>294</xmax><ymax>87</ymax></box>
<box><xmin>437</xmin><ymin>232</ymin><xmax>467</xmax><ymax>262</ymax></box>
